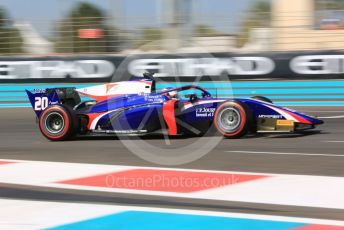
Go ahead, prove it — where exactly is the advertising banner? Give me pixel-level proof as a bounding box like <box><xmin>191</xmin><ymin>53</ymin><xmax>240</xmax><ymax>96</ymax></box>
<box><xmin>1</xmin><ymin>51</ymin><xmax>344</xmax><ymax>83</ymax></box>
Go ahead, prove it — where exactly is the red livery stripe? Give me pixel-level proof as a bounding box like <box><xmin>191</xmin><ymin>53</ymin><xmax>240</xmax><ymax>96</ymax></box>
<box><xmin>87</xmin><ymin>112</ymin><xmax>105</xmax><ymax>130</ymax></box>
<box><xmin>163</xmin><ymin>100</ymin><xmax>178</xmax><ymax>135</ymax></box>
<box><xmin>78</xmin><ymin>91</ymin><xmax>124</xmax><ymax>102</ymax></box>
<box><xmin>284</xmin><ymin>110</ymin><xmax>312</xmax><ymax>124</ymax></box>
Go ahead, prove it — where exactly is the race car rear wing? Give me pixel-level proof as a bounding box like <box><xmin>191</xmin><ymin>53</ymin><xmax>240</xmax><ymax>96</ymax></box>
<box><xmin>26</xmin><ymin>87</ymin><xmax>81</xmax><ymax>118</ymax></box>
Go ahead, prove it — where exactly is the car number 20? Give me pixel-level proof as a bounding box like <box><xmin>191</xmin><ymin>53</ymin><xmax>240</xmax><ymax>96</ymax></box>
<box><xmin>34</xmin><ymin>97</ymin><xmax>49</xmax><ymax>111</ymax></box>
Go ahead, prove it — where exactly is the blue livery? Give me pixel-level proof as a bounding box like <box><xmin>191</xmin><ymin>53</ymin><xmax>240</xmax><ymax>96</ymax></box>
<box><xmin>26</xmin><ymin>73</ymin><xmax>323</xmax><ymax>141</ymax></box>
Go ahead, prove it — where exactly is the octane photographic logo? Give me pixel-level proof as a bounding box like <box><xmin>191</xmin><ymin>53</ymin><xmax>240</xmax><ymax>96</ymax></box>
<box><xmin>109</xmin><ymin>39</ymin><xmax>233</xmax><ymax>166</ymax></box>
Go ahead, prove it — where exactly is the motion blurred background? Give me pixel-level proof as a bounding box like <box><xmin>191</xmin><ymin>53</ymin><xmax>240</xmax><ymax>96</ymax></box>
<box><xmin>1</xmin><ymin>0</ymin><xmax>344</xmax><ymax>107</ymax></box>
<box><xmin>0</xmin><ymin>0</ymin><xmax>343</xmax><ymax>55</ymax></box>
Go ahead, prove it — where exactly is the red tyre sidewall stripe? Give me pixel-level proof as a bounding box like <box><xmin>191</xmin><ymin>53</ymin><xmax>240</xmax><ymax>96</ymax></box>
<box><xmin>214</xmin><ymin>102</ymin><xmax>246</xmax><ymax>137</ymax></box>
<box><xmin>39</xmin><ymin>107</ymin><xmax>70</xmax><ymax>139</ymax></box>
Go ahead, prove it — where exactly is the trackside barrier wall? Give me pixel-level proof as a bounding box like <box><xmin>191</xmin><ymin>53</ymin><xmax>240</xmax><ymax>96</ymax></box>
<box><xmin>2</xmin><ymin>81</ymin><xmax>344</xmax><ymax>107</ymax></box>
<box><xmin>1</xmin><ymin>51</ymin><xmax>344</xmax><ymax>107</ymax></box>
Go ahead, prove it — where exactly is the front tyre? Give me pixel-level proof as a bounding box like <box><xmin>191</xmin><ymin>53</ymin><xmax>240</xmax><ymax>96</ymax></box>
<box><xmin>214</xmin><ymin>101</ymin><xmax>249</xmax><ymax>138</ymax></box>
<box><xmin>39</xmin><ymin>105</ymin><xmax>75</xmax><ymax>141</ymax></box>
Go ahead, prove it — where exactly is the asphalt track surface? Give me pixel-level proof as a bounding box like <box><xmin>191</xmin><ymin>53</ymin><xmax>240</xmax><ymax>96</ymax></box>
<box><xmin>1</xmin><ymin>107</ymin><xmax>344</xmax><ymax>220</ymax></box>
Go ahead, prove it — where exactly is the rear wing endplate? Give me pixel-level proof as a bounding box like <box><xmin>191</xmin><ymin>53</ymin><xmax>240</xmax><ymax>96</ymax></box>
<box><xmin>25</xmin><ymin>89</ymin><xmax>60</xmax><ymax>118</ymax></box>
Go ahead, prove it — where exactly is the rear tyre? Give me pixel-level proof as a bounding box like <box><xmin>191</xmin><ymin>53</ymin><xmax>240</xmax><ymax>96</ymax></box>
<box><xmin>251</xmin><ymin>95</ymin><xmax>273</xmax><ymax>104</ymax></box>
<box><xmin>39</xmin><ymin>105</ymin><xmax>76</xmax><ymax>141</ymax></box>
<box><xmin>214</xmin><ymin>101</ymin><xmax>250</xmax><ymax>138</ymax></box>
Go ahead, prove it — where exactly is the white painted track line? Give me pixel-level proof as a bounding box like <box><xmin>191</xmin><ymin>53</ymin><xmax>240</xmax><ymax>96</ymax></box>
<box><xmin>323</xmin><ymin>141</ymin><xmax>344</xmax><ymax>143</ymax></box>
<box><xmin>225</xmin><ymin>150</ymin><xmax>344</xmax><ymax>157</ymax></box>
<box><xmin>318</xmin><ymin>115</ymin><xmax>344</xmax><ymax>119</ymax></box>
<box><xmin>303</xmin><ymin>111</ymin><xmax>344</xmax><ymax>113</ymax></box>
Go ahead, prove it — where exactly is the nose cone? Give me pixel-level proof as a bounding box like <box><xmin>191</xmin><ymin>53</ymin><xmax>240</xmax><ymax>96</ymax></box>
<box><xmin>314</xmin><ymin>117</ymin><xmax>324</xmax><ymax>125</ymax></box>
<box><xmin>305</xmin><ymin>115</ymin><xmax>324</xmax><ymax>125</ymax></box>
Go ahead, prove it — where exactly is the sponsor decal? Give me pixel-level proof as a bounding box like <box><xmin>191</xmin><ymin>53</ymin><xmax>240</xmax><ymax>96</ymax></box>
<box><xmin>276</xmin><ymin>120</ymin><xmax>294</xmax><ymax>126</ymax></box>
<box><xmin>2</xmin><ymin>52</ymin><xmax>344</xmax><ymax>82</ymax></box>
<box><xmin>0</xmin><ymin>60</ymin><xmax>115</xmax><ymax>79</ymax></box>
<box><xmin>290</xmin><ymin>55</ymin><xmax>344</xmax><ymax>74</ymax></box>
<box><xmin>144</xmin><ymin>95</ymin><xmax>165</xmax><ymax>103</ymax></box>
<box><xmin>258</xmin><ymin>114</ymin><xmax>283</xmax><ymax>119</ymax></box>
<box><xmin>129</xmin><ymin>57</ymin><xmax>275</xmax><ymax>77</ymax></box>
<box><xmin>32</xmin><ymin>88</ymin><xmax>47</xmax><ymax>93</ymax></box>
<box><xmin>196</xmin><ymin>107</ymin><xmax>216</xmax><ymax>117</ymax></box>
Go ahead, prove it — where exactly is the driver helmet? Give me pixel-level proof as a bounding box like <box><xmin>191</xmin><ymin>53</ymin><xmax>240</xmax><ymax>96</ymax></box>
<box><xmin>167</xmin><ymin>90</ymin><xmax>179</xmax><ymax>100</ymax></box>
<box><xmin>162</xmin><ymin>88</ymin><xmax>179</xmax><ymax>100</ymax></box>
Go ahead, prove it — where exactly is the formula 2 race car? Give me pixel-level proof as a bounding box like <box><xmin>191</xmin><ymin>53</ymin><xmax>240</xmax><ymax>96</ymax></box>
<box><xmin>26</xmin><ymin>74</ymin><xmax>323</xmax><ymax>141</ymax></box>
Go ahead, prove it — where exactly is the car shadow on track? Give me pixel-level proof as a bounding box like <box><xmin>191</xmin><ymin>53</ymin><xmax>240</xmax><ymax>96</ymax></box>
<box><xmin>69</xmin><ymin>130</ymin><xmax>324</xmax><ymax>142</ymax></box>
<box><xmin>72</xmin><ymin>134</ymin><xmax>198</xmax><ymax>142</ymax></box>
<box><xmin>268</xmin><ymin>130</ymin><xmax>324</xmax><ymax>138</ymax></box>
